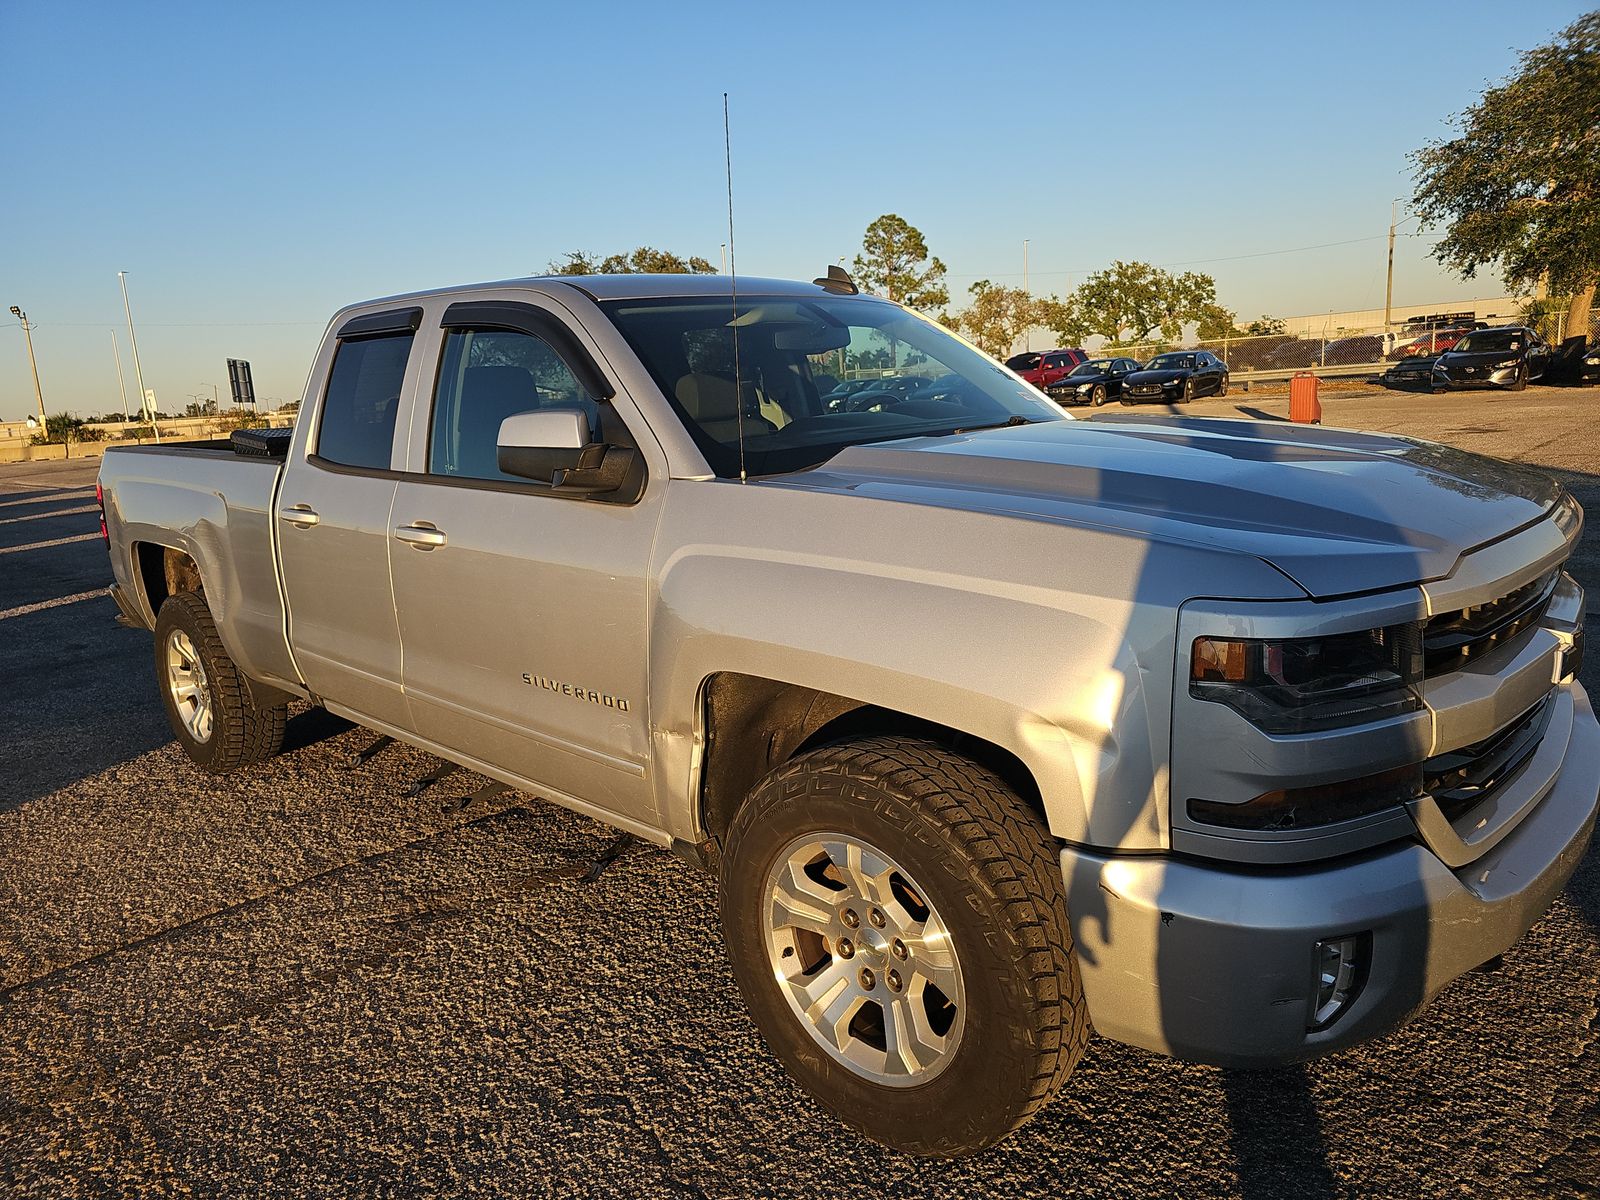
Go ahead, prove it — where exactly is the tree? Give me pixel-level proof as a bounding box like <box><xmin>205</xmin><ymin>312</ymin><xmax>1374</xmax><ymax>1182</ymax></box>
<box><xmin>851</xmin><ymin>214</ymin><xmax>949</xmax><ymax>310</ymax></box>
<box><xmin>1411</xmin><ymin>12</ymin><xmax>1600</xmax><ymax>339</ymax></box>
<box><xmin>951</xmin><ymin>280</ymin><xmax>1050</xmax><ymax>358</ymax></box>
<box><xmin>1241</xmin><ymin>315</ymin><xmax>1286</xmax><ymax>337</ymax></box>
<box><xmin>1043</xmin><ymin>260</ymin><xmax>1232</xmax><ymax>348</ymax></box>
<box><xmin>546</xmin><ymin>247</ymin><xmax>717</xmax><ymax>275</ymax></box>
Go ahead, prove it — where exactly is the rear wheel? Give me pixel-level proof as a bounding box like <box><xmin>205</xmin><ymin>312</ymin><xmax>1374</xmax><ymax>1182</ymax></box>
<box><xmin>719</xmin><ymin>736</ymin><xmax>1088</xmax><ymax>1156</ymax></box>
<box><xmin>154</xmin><ymin>591</ymin><xmax>286</xmax><ymax>773</ymax></box>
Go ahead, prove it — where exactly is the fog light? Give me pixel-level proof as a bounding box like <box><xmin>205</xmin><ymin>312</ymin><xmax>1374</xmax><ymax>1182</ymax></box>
<box><xmin>1311</xmin><ymin>934</ymin><xmax>1368</xmax><ymax>1030</ymax></box>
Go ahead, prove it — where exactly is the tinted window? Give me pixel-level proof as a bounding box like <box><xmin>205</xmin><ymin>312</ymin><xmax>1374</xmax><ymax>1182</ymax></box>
<box><xmin>1452</xmin><ymin>330</ymin><xmax>1523</xmax><ymax>354</ymax></box>
<box><xmin>429</xmin><ymin>327</ymin><xmax>599</xmax><ymax>483</ymax></box>
<box><xmin>317</xmin><ymin>333</ymin><xmax>412</xmax><ymax>469</ymax></box>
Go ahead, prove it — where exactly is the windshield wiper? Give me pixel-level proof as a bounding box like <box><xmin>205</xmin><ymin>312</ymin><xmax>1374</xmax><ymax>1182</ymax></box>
<box><xmin>951</xmin><ymin>415</ymin><xmax>1036</xmax><ymax>434</ymax></box>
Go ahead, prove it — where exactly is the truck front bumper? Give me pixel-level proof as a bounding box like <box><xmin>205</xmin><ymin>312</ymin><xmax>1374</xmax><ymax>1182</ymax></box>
<box><xmin>1060</xmin><ymin>680</ymin><xmax>1599</xmax><ymax>1067</ymax></box>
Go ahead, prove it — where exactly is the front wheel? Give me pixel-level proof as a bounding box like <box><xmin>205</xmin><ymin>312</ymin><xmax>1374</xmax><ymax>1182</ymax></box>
<box><xmin>719</xmin><ymin>736</ymin><xmax>1088</xmax><ymax>1156</ymax></box>
<box><xmin>1182</xmin><ymin>378</ymin><xmax>1195</xmax><ymax>402</ymax></box>
<box><xmin>1090</xmin><ymin>383</ymin><xmax>1108</xmax><ymax>406</ymax></box>
<box><xmin>153</xmin><ymin>591</ymin><xmax>286</xmax><ymax>773</ymax></box>
<box><xmin>1218</xmin><ymin>374</ymin><xmax>1229</xmax><ymax>397</ymax></box>
<box><xmin>1509</xmin><ymin>364</ymin><xmax>1528</xmax><ymax>392</ymax></box>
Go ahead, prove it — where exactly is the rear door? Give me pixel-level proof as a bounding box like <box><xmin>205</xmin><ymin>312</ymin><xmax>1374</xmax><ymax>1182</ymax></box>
<box><xmin>388</xmin><ymin>298</ymin><xmax>663</xmax><ymax>829</ymax></box>
<box><xmin>277</xmin><ymin>308</ymin><xmax>421</xmax><ymax>732</ymax></box>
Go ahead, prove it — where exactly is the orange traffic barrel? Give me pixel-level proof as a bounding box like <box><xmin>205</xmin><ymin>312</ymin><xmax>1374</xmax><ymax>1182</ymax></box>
<box><xmin>1289</xmin><ymin>371</ymin><xmax>1321</xmax><ymax>424</ymax></box>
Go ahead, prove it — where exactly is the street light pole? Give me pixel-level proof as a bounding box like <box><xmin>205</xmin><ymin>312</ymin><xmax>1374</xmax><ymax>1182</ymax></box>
<box><xmin>8</xmin><ymin>306</ymin><xmax>46</xmax><ymax>428</ymax></box>
<box><xmin>118</xmin><ymin>271</ymin><xmax>160</xmax><ymax>443</ymax></box>
<box><xmin>110</xmin><ymin>330</ymin><xmax>130</xmax><ymax>424</ymax></box>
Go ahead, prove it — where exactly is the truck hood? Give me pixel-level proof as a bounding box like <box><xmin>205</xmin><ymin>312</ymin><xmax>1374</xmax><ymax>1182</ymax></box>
<box><xmin>770</xmin><ymin>416</ymin><xmax>1562</xmax><ymax>598</ymax></box>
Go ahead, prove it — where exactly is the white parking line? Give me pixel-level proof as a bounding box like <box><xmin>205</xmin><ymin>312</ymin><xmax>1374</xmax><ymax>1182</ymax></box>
<box><xmin>0</xmin><ymin>589</ymin><xmax>109</xmax><ymax>622</ymax></box>
<box><xmin>0</xmin><ymin>533</ymin><xmax>102</xmax><ymax>555</ymax></box>
<box><xmin>0</xmin><ymin>505</ymin><xmax>98</xmax><ymax>525</ymax></box>
<box><xmin>0</xmin><ymin>488</ymin><xmax>94</xmax><ymax>509</ymax></box>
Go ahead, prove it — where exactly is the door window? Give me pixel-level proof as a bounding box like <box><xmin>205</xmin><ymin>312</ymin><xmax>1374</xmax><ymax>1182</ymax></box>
<box><xmin>316</xmin><ymin>333</ymin><xmax>413</xmax><ymax>469</ymax></box>
<box><xmin>428</xmin><ymin>327</ymin><xmax>600</xmax><ymax>482</ymax></box>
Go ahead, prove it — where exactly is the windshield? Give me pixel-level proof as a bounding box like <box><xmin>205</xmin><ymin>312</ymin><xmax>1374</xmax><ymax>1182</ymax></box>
<box><xmin>1067</xmin><ymin>359</ymin><xmax>1115</xmax><ymax>377</ymax></box>
<box><xmin>1452</xmin><ymin>330</ymin><xmax>1523</xmax><ymax>354</ymax></box>
<box><xmin>602</xmin><ymin>295</ymin><xmax>1067</xmax><ymax>477</ymax></box>
<box><xmin>1145</xmin><ymin>354</ymin><xmax>1194</xmax><ymax>370</ymax></box>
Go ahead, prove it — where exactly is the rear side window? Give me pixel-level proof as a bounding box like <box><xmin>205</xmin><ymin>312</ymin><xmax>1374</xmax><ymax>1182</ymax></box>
<box><xmin>429</xmin><ymin>327</ymin><xmax>599</xmax><ymax>482</ymax></box>
<box><xmin>317</xmin><ymin>333</ymin><xmax>412</xmax><ymax>469</ymax></box>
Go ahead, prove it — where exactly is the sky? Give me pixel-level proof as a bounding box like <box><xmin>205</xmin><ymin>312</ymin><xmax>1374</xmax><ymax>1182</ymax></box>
<box><xmin>1</xmin><ymin>0</ymin><xmax>1593</xmax><ymax>421</ymax></box>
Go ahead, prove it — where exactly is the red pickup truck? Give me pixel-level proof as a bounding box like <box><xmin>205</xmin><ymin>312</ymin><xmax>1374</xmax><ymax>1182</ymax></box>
<box><xmin>1005</xmin><ymin>347</ymin><xmax>1088</xmax><ymax>388</ymax></box>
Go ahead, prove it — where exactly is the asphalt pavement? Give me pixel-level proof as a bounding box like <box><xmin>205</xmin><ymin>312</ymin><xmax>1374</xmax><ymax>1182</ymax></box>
<box><xmin>1</xmin><ymin>387</ymin><xmax>1597</xmax><ymax>1199</ymax></box>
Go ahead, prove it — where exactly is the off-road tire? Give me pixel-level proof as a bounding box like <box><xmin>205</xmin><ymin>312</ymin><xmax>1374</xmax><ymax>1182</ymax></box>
<box><xmin>719</xmin><ymin>736</ymin><xmax>1089</xmax><ymax>1156</ymax></box>
<box><xmin>153</xmin><ymin>591</ymin><xmax>286</xmax><ymax>773</ymax></box>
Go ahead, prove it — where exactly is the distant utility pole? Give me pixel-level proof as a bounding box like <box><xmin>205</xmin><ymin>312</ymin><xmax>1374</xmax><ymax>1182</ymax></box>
<box><xmin>7</xmin><ymin>306</ymin><xmax>46</xmax><ymax>428</ymax></box>
<box><xmin>1384</xmin><ymin>199</ymin><xmax>1398</xmax><ymax>339</ymax></box>
<box><xmin>111</xmin><ymin>330</ymin><xmax>130</xmax><ymax>423</ymax></box>
<box><xmin>1022</xmin><ymin>239</ymin><xmax>1031</xmax><ymax>352</ymax></box>
<box><xmin>118</xmin><ymin>271</ymin><xmax>160</xmax><ymax>442</ymax></box>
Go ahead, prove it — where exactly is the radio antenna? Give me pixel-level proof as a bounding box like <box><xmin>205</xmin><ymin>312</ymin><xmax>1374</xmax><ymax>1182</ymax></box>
<box><xmin>723</xmin><ymin>92</ymin><xmax>747</xmax><ymax>484</ymax></box>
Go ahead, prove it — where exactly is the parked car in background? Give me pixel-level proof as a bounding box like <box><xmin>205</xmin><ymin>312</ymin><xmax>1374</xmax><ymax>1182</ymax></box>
<box><xmin>1045</xmin><ymin>357</ymin><xmax>1141</xmax><ymax>407</ymax></box>
<box><xmin>1431</xmin><ymin>326</ymin><xmax>1553</xmax><ymax>392</ymax></box>
<box><xmin>1582</xmin><ymin>346</ymin><xmax>1600</xmax><ymax>386</ymax></box>
<box><xmin>1393</xmin><ymin>325</ymin><xmax>1482</xmax><ymax>358</ymax></box>
<box><xmin>1014</xmin><ymin>348</ymin><xmax>1088</xmax><ymax>389</ymax></box>
<box><xmin>1378</xmin><ymin>356</ymin><xmax>1439</xmax><ymax>390</ymax></box>
<box><xmin>1320</xmin><ymin>334</ymin><xmax>1387</xmax><ymax>366</ymax></box>
<box><xmin>1576</xmin><ymin>342</ymin><xmax>1600</xmax><ymax>386</ymax></box>
<box><xmin>1263</xmin><ymin>339</ymin><xmax>1323</xmax><ymax>370</ymax></box>
<box><xmin>1121</xmin><ymin>350</ymin><xmax>1229</xmax><ymax>403</ymax></box>
<box><xmin>1004</xmin><ymin>350</ymin><xmax>1042</xmax><ymax>374</ymax></box>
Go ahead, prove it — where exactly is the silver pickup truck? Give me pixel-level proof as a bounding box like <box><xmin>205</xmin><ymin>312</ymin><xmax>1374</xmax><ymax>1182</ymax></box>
<box><xmin>98</xmin><ymin>273</ymin><xmax>1597</xmax><ymax>1156</ymax></box>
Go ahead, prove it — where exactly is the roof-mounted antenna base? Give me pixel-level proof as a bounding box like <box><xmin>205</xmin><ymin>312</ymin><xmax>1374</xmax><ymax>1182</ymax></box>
<box><xmin>815</xmin><ymin>265</ymin><xmax>860</xmax><ymax>295</ymax></box>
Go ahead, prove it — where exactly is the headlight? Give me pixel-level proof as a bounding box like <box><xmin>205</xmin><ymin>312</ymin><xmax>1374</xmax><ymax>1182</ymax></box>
<box><xmin>1076</xmin><ymin>383</ymin><xmax>1093</xmax><ymax>394</ymax></box>
<box><xmin>1162</xmin><ymin>377</ymin><xmax>1183</xmax><ymax>387</ymax></box>
<box><xmin>1493</xmin><ymin>358</ymin><xmax>1520</xmax><ymax>369</ymax></box>
<box><xmin>1553</xmin><ymin>490</ymin><xmax>1583</xmax><ymax>540</ymax></box>
<box><xmin>1190</xmin><ymin>625</ymin><xmax>1423</xmax><ymax>734</ymax></box>
<box><xmin>1584</xmin><ymin>354</ymin><xmax>1599</xmax><ymax>365</ymax></box>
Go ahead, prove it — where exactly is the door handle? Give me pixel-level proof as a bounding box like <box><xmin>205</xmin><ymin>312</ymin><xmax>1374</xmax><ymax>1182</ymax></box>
<box><xmin>395</xmin><ymin>523</ymin><xmax>447</xmax><ymax>549</ymax></box>
<box><xmin>279</xmin><ymin>505</ymin><xmax>320</xmax><ymax>528</ymax></box>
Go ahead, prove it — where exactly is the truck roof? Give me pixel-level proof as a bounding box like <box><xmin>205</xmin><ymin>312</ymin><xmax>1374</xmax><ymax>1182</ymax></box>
<box><xmin>352</xmin><ymin>273</ymin><xmax>856</xmax><ymax>310</ymax></box>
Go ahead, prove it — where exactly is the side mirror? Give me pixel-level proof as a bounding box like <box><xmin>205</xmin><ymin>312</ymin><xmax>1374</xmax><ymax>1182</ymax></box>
<box><xmin>496</xmin><ymin>407</ymin><xmax>637</xmax><ymax>496</ymax></box>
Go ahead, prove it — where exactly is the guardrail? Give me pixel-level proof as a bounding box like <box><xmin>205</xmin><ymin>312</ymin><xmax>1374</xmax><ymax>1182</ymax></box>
<box><xmin>1229</xmin><ymin>362</ymin><xmax>1388</xmax><ymax>386</ymax></box>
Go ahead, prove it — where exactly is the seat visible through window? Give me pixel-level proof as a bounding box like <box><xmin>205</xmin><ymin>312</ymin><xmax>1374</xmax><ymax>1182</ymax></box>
<box><xmin>429</xmin><ymin>328</ymin><xmax>598</xmax><ymax>483</ymax></box>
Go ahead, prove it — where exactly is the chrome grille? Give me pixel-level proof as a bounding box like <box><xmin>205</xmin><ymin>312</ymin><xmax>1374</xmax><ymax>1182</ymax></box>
<box><xmin>1423</xmin><ymin>569</ymin><xmax>1558</xmax><ymax>676</ymax></box>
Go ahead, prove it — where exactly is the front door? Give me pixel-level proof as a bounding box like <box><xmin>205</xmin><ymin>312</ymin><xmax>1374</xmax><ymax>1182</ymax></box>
<box><xmin>388</xmin><ymin>306</ymin><xmax>660</xmax><ymax>829</ymax></box>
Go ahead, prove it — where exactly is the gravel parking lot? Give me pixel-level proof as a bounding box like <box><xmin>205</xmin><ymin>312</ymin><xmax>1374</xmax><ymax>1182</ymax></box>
<box><xmin>2</xmin><ymin>384</ymin><xmax>1597</xmax><ymax>1199</ymax></box>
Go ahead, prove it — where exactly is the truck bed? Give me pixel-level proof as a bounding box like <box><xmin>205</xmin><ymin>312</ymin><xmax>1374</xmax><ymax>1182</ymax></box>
<box><xmin>100</xmin><ymin>444</ymin><xmax>300</xmax><ymax>694</ymax></box>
